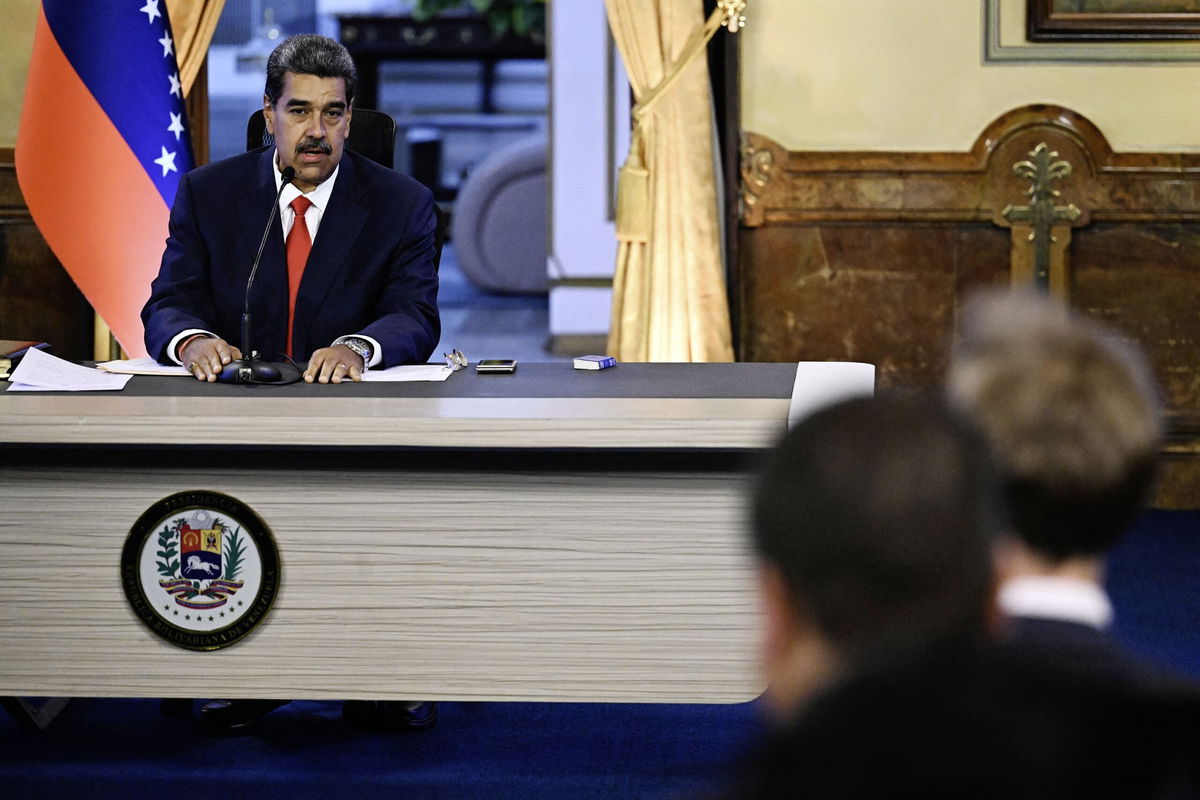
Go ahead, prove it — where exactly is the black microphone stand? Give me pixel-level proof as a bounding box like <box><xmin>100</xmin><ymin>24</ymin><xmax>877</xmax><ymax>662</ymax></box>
<box><xmin>217</xmin><ymin>165</ymin><xmax>302</xmax><ymax>385</ymax></box>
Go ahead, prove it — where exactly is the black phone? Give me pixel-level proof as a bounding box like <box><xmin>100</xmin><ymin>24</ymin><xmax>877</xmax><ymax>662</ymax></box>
<box><xmin>475</xmin><ymin>359</ymin><xmax>517</xmax><ymax>374</ymax></box>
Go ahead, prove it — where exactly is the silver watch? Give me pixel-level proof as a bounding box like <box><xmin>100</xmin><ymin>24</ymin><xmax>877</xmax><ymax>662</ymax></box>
<box><xmin>335</xmin><ymin>336</ymin><xmax>373</xmax><ymax>367</ymax></box>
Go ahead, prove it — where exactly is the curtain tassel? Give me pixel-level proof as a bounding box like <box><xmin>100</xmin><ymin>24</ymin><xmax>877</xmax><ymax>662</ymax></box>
<box><xmin>615</xmin><ymin>124</ymin><xmax>650</xmax><ymax>244</ymax></box>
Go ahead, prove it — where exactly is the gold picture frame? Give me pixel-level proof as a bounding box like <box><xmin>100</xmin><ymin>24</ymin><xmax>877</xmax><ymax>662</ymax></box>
<box><xmin>1028</xmin><ymin>0</ymin><xmax>1200</xmax><ymax>40</ymax></box>
<box><xmin>984</xmin><ymin>0</ymin><xmax>1200</xmax><ymax>62</ymax></box>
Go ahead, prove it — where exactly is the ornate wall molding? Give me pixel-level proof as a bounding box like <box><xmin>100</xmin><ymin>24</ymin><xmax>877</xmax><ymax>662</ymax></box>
<box><xmin>739</xmin><ymin>105</ymin><xmax>1200</xmax><ymax>229</ymax></box>
<box><xmin>738</xmin><ymin>104</ymin><xmax>1200</xmax><ymax>506</ymax></box>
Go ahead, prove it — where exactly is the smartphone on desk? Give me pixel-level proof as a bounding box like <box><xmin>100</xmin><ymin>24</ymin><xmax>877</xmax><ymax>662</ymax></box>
<box><xmin>476</xmin><ymin>359</ymin><xmax>517</xmax><ymax>374</ymax></box>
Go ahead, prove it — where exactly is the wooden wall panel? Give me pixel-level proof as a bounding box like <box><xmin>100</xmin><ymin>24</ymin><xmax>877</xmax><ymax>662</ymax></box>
<box><xmin>740</xmin><ymin>224</ymin><xmax>1009</xmax><ymax>389</ymax></box>
<box><xmin>0</xmin><ymin>150</ymin><xmax>92</xmax><ymax>361</ymax></box>
<box><xmin>738</xmin><ymin>105</ymin><xmax>1200</xmax><ymax>506</ymax></box>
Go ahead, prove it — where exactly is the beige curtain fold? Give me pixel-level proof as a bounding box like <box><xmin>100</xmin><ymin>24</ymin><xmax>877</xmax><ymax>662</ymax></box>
<box><xmin>605</xmin><ymin>0</ymin><xmax>734</xmax><ymax>362</ymax></box>
<box><xmin>166</xmin><ymin>0</ymin><xmax>226</xmax><ymax>95</ymax></box>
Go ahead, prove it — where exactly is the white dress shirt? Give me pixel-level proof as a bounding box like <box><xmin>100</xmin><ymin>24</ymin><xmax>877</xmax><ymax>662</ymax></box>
<box><xmin>998</xmin><ymin>575</ymin><xmax>1114</xmax><ymax>630</ymax></box>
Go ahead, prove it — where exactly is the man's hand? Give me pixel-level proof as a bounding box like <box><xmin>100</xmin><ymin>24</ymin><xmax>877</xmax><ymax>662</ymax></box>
<box><xmin>181</xmin><ymin>337</ymin><xmax>242</xmax><ymax>382</ymax></box>
<box><xmin>304</xmin><ymin>345</ymin><xmax>365</xmax><ymax>383</ymax></box>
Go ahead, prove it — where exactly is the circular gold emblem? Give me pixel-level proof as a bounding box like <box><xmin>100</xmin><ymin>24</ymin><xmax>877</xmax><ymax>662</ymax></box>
<box><xmin>122</xmin><ymin>491</ymin><xmax>280</xmax><ymax>651</ymax></box>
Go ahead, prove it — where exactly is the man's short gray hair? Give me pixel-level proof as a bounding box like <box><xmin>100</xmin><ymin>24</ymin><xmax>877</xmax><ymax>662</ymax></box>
<box><xmin>265</xmin><ymin>34</ymin><xmax>357</xmax><ymax>107</ymax></box>
<box><xmin>948</xmin><ymin>288</ymin><xmax>1161</xmax><ymax>560</ymax></box>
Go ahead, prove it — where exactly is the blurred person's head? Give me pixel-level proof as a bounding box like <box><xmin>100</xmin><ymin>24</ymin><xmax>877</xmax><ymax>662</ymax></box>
<box><xmin>948</xmin><ymin>289</ymin><xmax>1162</xmax><ymax>568</ymax></box>
<box><xmin>751</xmin><ymin>395</ymin><xmax>1004</xmax><ymax>716</ymax></box>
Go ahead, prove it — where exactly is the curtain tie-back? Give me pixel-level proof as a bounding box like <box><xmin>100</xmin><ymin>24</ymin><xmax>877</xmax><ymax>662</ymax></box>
<box><xmin>614</xmin><ymin>1</ymin><xmax>746</xmax><ymax>243</ymax></box>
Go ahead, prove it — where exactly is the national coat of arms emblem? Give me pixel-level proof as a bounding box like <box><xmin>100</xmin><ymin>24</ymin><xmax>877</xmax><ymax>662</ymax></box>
<box><xmin>121</xmin><ymin>491</ymin><xmax>280</xmax><ymax>650</ymax></box>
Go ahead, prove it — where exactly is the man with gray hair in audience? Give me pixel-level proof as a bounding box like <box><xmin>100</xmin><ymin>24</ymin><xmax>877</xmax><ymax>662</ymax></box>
<box><xmin>947</xmin><ymin>289</ymin><xmax>1169</xmax><ymax>683</ymax></box>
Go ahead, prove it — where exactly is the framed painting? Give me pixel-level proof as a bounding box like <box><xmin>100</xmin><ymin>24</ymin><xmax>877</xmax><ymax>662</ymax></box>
<box><xmin>1028</xmin><ymin>1</ymin><xmax>1200</xmax><ymax>40</ymax></box>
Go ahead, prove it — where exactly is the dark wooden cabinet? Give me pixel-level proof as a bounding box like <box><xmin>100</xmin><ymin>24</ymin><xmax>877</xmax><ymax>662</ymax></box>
<box><xmin>338</xmin><ymin>14</ymin><xmax>545</xmax><ymax>113</ymax></box>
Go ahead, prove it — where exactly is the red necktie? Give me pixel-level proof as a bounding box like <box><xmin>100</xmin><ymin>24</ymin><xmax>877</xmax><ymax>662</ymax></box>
<box><xmin>285</xmin><ymin>195</ymin><xmax>314</xmax><ymax>358</ymax></box>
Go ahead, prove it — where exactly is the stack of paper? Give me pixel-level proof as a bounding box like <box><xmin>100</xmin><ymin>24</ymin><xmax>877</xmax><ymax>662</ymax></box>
<box><xmin>6</xmin><ymin>348</ymin><xmax>131</xmax><ymax>391</ymax></box>
<box><xmin>97</xmin><ymin>357</ymin><xmax>190</xmax><ymax>376</ymax></box>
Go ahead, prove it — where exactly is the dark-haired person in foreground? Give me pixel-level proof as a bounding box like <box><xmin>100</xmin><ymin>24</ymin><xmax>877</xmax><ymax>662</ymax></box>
<box><xmin>748</xmin><ymin>395</ymin><xmax>1001</xmax><ymax>718</ymax></box>
<box><xmin>142</xmin><ymin>33</ymin><xmax>438</xmax><ymax>384</ymax></box>
<box><xmin>143</xmin><ymin>33</ymin><xmax>437</xmax><ymax>735</ymax></box>
<box><xmin>720</xmin><ymin>394</ymin><xmax>1200</xmax><ymax>799</ymax></box>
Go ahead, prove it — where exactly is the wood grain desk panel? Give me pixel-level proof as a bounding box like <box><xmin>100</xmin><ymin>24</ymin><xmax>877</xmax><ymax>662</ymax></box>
<box><xmin>0</xmin><ymin>395</ymin><xmax>788</xmax><ymax>449</ymax></box>
<box><xmin>0</xmin><ymin>365</ymin><xmax>794</xmax><ymax>702</ymax></box>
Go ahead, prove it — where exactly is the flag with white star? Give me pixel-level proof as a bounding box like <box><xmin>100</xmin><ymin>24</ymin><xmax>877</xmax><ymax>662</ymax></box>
<box><xmin>16</xmin><ymin>0</ymin><xmax>197</xmax><ymax>357</ymax></box>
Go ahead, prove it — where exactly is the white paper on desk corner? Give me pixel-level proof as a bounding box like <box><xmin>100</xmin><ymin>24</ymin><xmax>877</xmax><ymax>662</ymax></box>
<box><xmin>7</xmin><ymin>346</ymin><xmax>132</xmax><ymax>391</ymax></box>
<box><xmin>360</xmin><ymin>364</ymin><xmax>452</xmax><ymax>382</ymax></box>
<box><xmin>788</xmin><ymin>362</ymin><xmax>875</xmax><ymax>426</ymax></box>
<box><xmin>97</xmin><ymin>357</ymin><xmax>190</xmax><ymax>376</ymax></box>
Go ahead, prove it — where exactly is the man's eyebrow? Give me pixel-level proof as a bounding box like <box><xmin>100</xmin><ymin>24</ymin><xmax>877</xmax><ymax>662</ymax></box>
<box><xmin>285</xmin><ymin>98</ymin><xmax>347</xmax><ymax>110</ymax></box>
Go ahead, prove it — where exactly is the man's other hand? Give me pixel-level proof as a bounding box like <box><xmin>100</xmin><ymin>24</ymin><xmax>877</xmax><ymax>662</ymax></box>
<box><xmin>305</xmin><ymin>345</ymin><xmax>364</xmax><ymax>383</ymax></box>
<box><xmin>182</xmin><ymin>337</ymin><xmax>241</xmax><ymax>382</ymax></box>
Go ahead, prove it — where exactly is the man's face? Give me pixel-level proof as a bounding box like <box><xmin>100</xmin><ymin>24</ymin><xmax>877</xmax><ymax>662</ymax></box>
<box><xmin>263</xmin><ymin>71</ymin><xmax>352</xmax><ymax>192</ymax></box>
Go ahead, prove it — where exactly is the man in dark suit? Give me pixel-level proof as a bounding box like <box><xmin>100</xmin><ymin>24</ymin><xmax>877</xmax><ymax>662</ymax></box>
<box><xmin>142</xmin><ymin>34</ymin><xmax>438</xmax><ymax>734</ymax></box>
<box><xmin>142</xmin><ymin>34</ymin><xmax>438</xmax><ymax>384</ymax></box>
<box><xmin>947</xmin><ymin>289</ymin><xmax>1176</xmax><ymax>684</ymax></box>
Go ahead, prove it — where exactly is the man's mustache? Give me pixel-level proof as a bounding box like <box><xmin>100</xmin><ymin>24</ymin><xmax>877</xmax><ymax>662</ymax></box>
<box><xmin>296</xmin><ymin>139</ymin><xmax>332</xmax><ymax>155</ymax></box>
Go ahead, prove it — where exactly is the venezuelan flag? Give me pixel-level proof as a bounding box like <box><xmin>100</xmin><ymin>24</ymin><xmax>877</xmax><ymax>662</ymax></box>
<box><xmin>16</xmin><ymin>0</ymin><xmax>195</xmax><ymax>358</ymax></box>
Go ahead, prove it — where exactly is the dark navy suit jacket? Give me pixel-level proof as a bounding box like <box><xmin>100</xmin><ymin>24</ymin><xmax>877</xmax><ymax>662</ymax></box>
<box><xmin>142</xmin><ymin>147</ymin><xmax>439</xmax><ymax>367</ymax></box>
<box><xmin>1005</xmin><ymin>615</ymin><xmax>1188</xmax><ymax>691</ymax></box>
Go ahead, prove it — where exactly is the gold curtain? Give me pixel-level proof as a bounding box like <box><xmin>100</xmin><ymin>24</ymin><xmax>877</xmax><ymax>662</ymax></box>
<box><xmin>604</xmin><ymin>0</ymin><xmax>736</xmax><ymax>362</ymax></box>
<box><xmin>166</xmin><ymin>0</ymin><xmax>226</xmax><ymax>95</ymax></box>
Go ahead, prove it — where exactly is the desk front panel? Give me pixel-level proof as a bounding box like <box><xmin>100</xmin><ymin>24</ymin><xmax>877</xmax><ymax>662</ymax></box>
<box><xmin>1</xmin><ymin>456</ymin><xmax>762</xmax><ymax>703</ymax></box>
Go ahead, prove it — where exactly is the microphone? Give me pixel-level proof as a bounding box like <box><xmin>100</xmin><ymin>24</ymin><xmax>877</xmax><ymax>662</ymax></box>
<box><xmin>217</xmin><ymin>164</ymin><xmax>302</xmax><ymax>385</ymax></box>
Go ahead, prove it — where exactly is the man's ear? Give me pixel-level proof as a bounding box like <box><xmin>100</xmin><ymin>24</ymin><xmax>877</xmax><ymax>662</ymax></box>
<box><xmin>760</xmin><ymin>564</ymin><xmax>801</xmax><ymax>664</ymax></box>
<box><xmin>262</xmin><ymin>95</ymin><xmax>274</xmax><ymax>128</ymax></box>
<box><xmin>758</xmin><ymin>563</ymin><xmax>838</xmax><ymax>718</ymax></box>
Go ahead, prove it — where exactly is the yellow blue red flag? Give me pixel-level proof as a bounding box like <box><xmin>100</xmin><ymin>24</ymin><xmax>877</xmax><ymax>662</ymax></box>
<box><xmin>17</xmin><ymin>1</ymin><xmax>195</xmax><ymax>357</ymax></box>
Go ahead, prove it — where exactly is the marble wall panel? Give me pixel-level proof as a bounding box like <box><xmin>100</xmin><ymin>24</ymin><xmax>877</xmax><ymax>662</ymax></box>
<box><xmin>738</xmin><ymin>105</ymin><xmax>1200</xmax><ymax>505</ymax></box>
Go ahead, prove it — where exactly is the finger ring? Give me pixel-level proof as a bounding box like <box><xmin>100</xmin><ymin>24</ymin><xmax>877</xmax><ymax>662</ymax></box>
<box><xmin>188</xmin><ymin>363</ymin><xmax>197</xmax><ymax>371</ymax></box>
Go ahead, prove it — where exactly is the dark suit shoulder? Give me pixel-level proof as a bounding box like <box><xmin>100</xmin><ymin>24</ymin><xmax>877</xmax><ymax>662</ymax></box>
<box><xmin>341</xmin><ymin>149</ymin><xmax>433</xmax><ymax>204</ymax></box>
<box><xmin>1003</xmin><ymin>616</ymin><xmax>1198</xmax><ymax>694</ymax></box>
<box><xmin>180</xmin><ymin>148</ymin><xmax>268</xmax><ymax>193</ymax></box>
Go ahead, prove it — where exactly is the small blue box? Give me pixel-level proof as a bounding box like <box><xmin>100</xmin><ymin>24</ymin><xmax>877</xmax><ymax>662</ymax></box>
<box><xmin>573</xmin><ymin>355</ymin><xmax>617</xmax><ymax>370</ymax></box>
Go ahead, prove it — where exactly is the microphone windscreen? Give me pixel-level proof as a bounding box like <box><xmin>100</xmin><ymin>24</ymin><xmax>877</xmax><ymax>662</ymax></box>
<box><xmin>281</xmin><ymin>165</ymin><xmax>296</xmax><ymax>182</ymax></box>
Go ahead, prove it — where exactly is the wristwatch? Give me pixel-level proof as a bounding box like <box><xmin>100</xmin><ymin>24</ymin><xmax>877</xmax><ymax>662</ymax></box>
<box><xmin>334</xmin><ymin>336</ymin><xmax>373</xmax><ymax>368</ymax></box>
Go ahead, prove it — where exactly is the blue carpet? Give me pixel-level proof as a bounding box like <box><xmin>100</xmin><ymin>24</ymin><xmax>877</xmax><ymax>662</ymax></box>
<box><xmin>3</xmin><ymin>510</ymin><xmax>1198</xmax><ymax>798</ymax></box>
<box><xmin>1107</xmin><ymin>509</ymin><xmax>1200</xmax><ymax>681</ymax></box>
<box><xmin>0</xmin><ymin>698</ymin><xmax>763</xmax><ymax>799</ymax></box>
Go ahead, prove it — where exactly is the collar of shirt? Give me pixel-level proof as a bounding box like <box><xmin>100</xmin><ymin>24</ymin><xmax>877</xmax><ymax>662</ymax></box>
<box><xmin>998</xmin><ymin>575</ymin><xmax>1114</xmax><ymax>630</ymax></box>
<box><xmin>273</xmin><ymin>152</ymin><xmax>340</xmax><ymax>241</ymax></box>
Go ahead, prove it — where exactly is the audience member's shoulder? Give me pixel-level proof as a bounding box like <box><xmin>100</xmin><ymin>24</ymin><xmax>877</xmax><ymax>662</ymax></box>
<box><xmin>718</xmin><ymin>639</ymin><xmax>1027</xmax><ymax>800</ymax></box>
<box><xmin>1001</xmin><ymin>615</ymin><xmax>1200</xmax><ymax>696</ymax></box>
<box><xmin>718</xmin><ymin>638</ymin><xmax>1200</xmax><ymax>800</ymax></box>
<box><xmin>993</xmin><ymin>638</ymin><xmax>1200</xmax><ymax>799</ymax></box>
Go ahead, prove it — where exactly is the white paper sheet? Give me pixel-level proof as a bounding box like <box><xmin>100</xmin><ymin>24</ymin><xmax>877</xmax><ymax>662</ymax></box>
<box><xmin>97</xmin><ymin>357</ymin><xmax>190</xmax><ymax>376</ymax></box>
<box><xmin>360</xmin><ymin>364</ymin><xmax>453</xmax><ymax>382</ymax></box>
<box><xmin>7</xmin><ymin>347</ymin><xmax>132</xmax><ymax>391</ymax></box>
<box><xmin>788</xmin><ymin>362</ymin><xmax>876</xmax><ymax>425</ymax></box>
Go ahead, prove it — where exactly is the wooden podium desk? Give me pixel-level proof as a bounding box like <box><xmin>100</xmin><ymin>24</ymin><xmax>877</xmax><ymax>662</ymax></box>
<box><xmin>0</xmin><ymin>363</ymin><xmax>795</xmax><ymax>703</ymax></box>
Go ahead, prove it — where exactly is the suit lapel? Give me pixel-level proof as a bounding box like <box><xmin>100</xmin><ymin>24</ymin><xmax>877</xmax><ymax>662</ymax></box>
<box><xmin>293</xmin><ymin>153</ymin><xmax>368</xmax><ymax>355</ymax></box>
<box><xmin>238</xmin><ymin>149</ymin><xmax>288</xmax><ymax>358</ymax></box>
